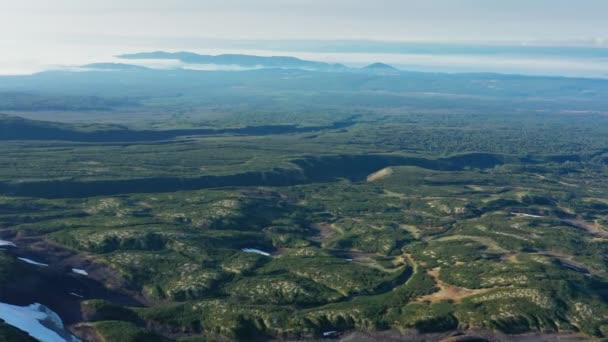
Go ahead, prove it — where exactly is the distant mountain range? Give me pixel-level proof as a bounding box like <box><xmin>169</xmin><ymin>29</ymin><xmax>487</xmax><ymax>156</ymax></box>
<box><xmin>116</xmin><ymin>51</ymin><xmax>398</xmax><ymax>73</ymax></box>
<box><xmin>364</xmin><ymin>63</ymin><xmax>398</xmax><ymax>71</ymax></box>
<box><xmin>82</xmin><ymin>63</ymin><xmax>151</xmax><ymax>71</ymax></box>
<box><xmin>362</xmin><ymin>62</ymin><xmax>399</xmax><ymax>74</ymax></box>
<box><xmin>117</xmin><ymin>51</ymin><xmax>347</xmax><ymax>71</ymax></box>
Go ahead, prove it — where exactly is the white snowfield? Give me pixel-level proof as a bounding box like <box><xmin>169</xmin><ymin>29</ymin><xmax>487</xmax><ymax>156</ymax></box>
<box><xmin>0</xmin><ymin>302</ymin><xmax>81</xmax><ymax>342</ymax></box>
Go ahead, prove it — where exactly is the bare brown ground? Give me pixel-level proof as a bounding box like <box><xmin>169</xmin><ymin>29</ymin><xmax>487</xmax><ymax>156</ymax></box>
<box><xmin>415</xmin><ymin>268</ymin><xmax>494</xmax><ymax>304</ymax></box>
<box><xmin>393</xmin><ymin>254</ymin><xmax>408</xmax><ymax>267</ymax></box>
<box><xmin>366</xmin><ymin>167</ymin><xmax>393</xmax><ymax>182</ymax></box>
<box><xmin>309</xmin><ymin>222</ymin><xmax>339</xmax><ymax>243</ymax></box>
<box><xmin>563</xmin><ymin>219</ymin><xmax>608</xmax><ymax>239</ymax></box>
<box><xmin>400</xmin><ymin>224</ymin><xmax>421</xmax><ymax>239</ymax></box>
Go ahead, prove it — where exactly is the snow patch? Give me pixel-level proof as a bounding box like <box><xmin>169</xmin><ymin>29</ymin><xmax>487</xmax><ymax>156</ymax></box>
<box><xmin>511</xmin><ymin>212</ymin><xmax>544</xmax><ymax>218</ymax></box>
<box><xmin>0</xmin><ymin>239</ymin><xmax>16</xmax><ymax>247</ymax></box>
<box><xmin>0</xmin><ymin>302</ymin><xmax>80</xmax><ymax>342</ymax></box>
<box><xmin>323</xmin><ymin>330</ymin><xmax>340</xmax><ymax>337</ymax></box>
<box><xmin>71</xmin><ymin>268</ymin><xmax>88</xmax><ymax>276</ymax></box>
<box><xmin>241</xmin><ymin>248</ymin><xmax>271</xmax><ymax>256</ymax></box>
<box><xmin>18</xmin><ymin>257</ymin><xmax>49</xmax><ymax>267</ymax></box>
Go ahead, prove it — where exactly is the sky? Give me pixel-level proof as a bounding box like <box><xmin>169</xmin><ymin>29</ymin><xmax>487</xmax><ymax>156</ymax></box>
<box><xmin>1</xmin><ymin>0</ymin><xmax>608</xmax><ymax>76</ymax></box>
<box><xmin>2</xmin><ymin>0</ymin><xmax>608</xmax><ymax>42</ymax></box>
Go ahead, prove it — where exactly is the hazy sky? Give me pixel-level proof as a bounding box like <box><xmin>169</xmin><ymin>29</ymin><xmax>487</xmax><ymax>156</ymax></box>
<box><xmin>1</xmin><ymin>0</ymin><xmax>608</xmax><ymax>77</ymax></box>
<box><xmin>2</xmin><ymin>0</ymin><xmax>608</xmax><ymax>43</ymax></box>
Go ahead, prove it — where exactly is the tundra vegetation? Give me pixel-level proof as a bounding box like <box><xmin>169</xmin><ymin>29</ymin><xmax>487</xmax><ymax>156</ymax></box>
<box><xmin>1</xmin><ymin>63</ymin><xmax>608</xmax><ymax>340</ymax></box>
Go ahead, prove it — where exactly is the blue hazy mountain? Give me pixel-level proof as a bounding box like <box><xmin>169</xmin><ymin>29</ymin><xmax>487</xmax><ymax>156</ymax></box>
<box><xmin>117</xmin><ymin>51</ymin><xmax>347</xmax><ymax>71</ymax></box>
<box><xmin>82</xmin><ymin>63</ymin><xmax>152</xmax><ymax>71</ymax></box>
<box><xmin>364</xmin><ymin>62</ymin><xmax>398</xmax><ymax>70</ymax></box>
<box><xmin>361</xmin><ymin>63</ymin><xmax>399</xmax><ymax>74</ymax></box>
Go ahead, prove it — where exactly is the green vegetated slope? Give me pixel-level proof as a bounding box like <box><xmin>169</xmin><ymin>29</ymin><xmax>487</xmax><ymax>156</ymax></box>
<box><xmin>3</xmin><ymin>154</ymin><xmax>608</xmax><ymax>340</ymax></box>
<box><xmin>1</xmin><ymin>67</ymin><xmax>608</xmax><ymax>341</ymax></box>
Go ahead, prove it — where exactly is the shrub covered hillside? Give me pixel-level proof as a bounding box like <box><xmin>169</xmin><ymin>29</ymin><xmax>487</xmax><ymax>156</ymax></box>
<box><xmin>1</xmin><ymin>66</ymin><xmax>608</xmax><ymax>341</ymax></box>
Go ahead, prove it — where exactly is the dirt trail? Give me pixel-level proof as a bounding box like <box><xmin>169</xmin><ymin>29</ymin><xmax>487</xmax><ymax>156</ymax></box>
<box><xmin>415</xmin><ymin>268</ymin><xmax>494</xmax><ymax>304</ymax></box>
